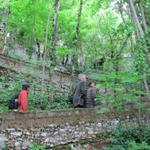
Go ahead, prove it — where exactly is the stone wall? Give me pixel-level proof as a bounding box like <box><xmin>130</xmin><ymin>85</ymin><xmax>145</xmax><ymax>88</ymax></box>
<box><xmin>0</xmin><ymin>109</ymin><xmax>149</xmax><ymax>149</ymax></box>
<box><xmin>0</xmin><ymin>53</ymin><xmax>73</xmax><ymax>93</ymax></box>
<box><xmin>0</xmin><ymin>64</ymin><xmax>73</xmax><ymax>102</ymax></box>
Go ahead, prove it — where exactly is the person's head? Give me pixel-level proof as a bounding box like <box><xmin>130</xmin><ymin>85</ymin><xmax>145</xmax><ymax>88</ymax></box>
<box><xmin>22</xmin><ymin>84</ymin><xmax>30</xmax><ymax>91</ymax></box>
<box><xmin>78</xmin><ymin>74</ymin><xmax>86</xmax><ymax>81</ymax></box>
<box><xmin>88</xmin><ymin>82</ymin><xmax>96</xmax><ymax>87</ymax></box>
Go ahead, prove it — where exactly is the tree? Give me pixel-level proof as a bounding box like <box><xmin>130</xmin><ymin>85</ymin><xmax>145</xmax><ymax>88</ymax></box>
<box><xmin>50</xmin><ymin>0</ymin><xmax>60</xmax><ymax>65</ymax></box>
<box><xmin>72</xmin><ymin>0</ymin><xmax>83</xmax><ymax>68</ymax></box>
<box><xmin>0</xmin><ymin>0</ymin><xmax>10</xmax><ymax>54</ymax></box>
<box><xmin>127</xmin><ymin>0</ymin><xmax>150</xmax><ymax>98</ymax></box>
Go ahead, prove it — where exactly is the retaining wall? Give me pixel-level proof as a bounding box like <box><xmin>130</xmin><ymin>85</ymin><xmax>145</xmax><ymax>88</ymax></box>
<box><xmin>0</xmin><ymin>108</ymin><xmax>149</xmax><ymax>149</ymax></box>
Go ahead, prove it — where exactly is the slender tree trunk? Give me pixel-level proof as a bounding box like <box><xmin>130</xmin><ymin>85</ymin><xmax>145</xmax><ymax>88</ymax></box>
<box><xmin>118</xmin><ymin>1</ymin><xmax>129</xmax><ymax>32</ymax></box>
<box><xmin>44</xmin><ymin>7</ymin><xmax>51</xmax><ymax>61</ymax></box>
<box><xmin>72</xmin><ymin>0</ymin><xmax>83</xmax><ymax>68</ymax></box>
<box><xmin>43</xmin><ymin>4</ymin><xmax>51</xmax><ymax>74</ymax></box>
<box><xmin>138</xmin><ymin>2</ymin><xmax>150</xmax><ymax>66</ymax></box>
<box><xmin>1</xmin><ymin>8</ymin><xmax>9</xmax><ymax>54</ymax></box>
<box><xmin>2</xmin><ymin>33</ymin><xmax>8</xmax><ymax>54</ymax></box>
<box><xmin>128</xmin><ymin>0</ymin><xmax>144</xmax><ymax>37</ymax></box>
<box><xmin>142</xmin><ymin>2</ymin><xmax>150</xmax><ymax>27</ymax></box>
<box><xmin>50</xmin><ymin>0</ymin><xmax>60</xmax><ymax>65</ymax></box>
<box><xmin>120</xmin><ymin>4</ymin><xmax>135</xmax><ymax>56</ymax></box>
<box><xmin>41</xmin><ymin>4</ymin><xmax>51</xmax><ymax>97</ymax></box>
<box><xmin>36</xmin><ymin>40</ymin><xmax>41</xmax><ymax>59</ymax></box>
<box><xmin>139</xmin><ymin>3</ymin><xmax>148</xmax><ymax>32</ymax></box>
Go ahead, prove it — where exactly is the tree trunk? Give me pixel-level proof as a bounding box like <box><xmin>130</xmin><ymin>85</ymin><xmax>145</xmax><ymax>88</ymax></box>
<box><xmin>43</xmin><ymin>4</ymin><xmax>51</xmax><ymax>76</ymax></box>
<box><xmin>1</xmin><ymin>8</ymin><xmax>9</xmax><ymax>54</ymax></box>
<box><xmin>72</xmin><ymin>0</ymin><xmax>83</xmax><ymax>68</ymax></box>
<box><xmin>36</xmin><ymin>41</ymin><xmax>41</xmax><ymax>59</ymax></box>
<box><xmin>139</xmin><ymin>3</ymin><xmax>148</xmax><ymax>32</ymax></box>
<box><xmin>127</xmin><ymin>0</ymin><xmax>144</xmax><ymax>37</ymax></box>
<box><xmin>50</xmin><ymin>0</ymin><xmax>60</xmax><ymax>66</ymax></box>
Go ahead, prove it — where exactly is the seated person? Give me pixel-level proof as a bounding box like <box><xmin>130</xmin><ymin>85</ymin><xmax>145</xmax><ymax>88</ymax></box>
<box><xmin>85</xmin><ymin>82</ymin><xmax>96</xmax><ymax>108</ymax></box>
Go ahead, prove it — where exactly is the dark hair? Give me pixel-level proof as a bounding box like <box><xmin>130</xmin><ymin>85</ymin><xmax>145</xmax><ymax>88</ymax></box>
<box><xmin>88</xmin><ymin>82</ymin><xmax>95</xmax><ymax>87</ymax></box>
<box><xmin>22</xmin><ymin>84</ymin><xmax>30</xmax><ymax>90</ymax></box>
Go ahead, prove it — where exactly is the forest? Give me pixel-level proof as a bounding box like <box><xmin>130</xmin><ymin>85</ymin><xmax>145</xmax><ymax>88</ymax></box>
<box><xmin>0</xmin><ymin>0</ymin><xmax>150</xmax><ymax>149</ymax></box>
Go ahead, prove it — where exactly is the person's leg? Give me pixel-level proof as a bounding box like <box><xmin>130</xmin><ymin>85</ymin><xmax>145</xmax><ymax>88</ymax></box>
<box><xmin>74</xmin><ymin>104</ymin><xmax>85</xmax><ymax>108</ymax></box>
<box><xmin>77</xmin><ymin>105</ymin><xmax>84</xmax><ymax>108</ymax></box>
<box><xmin>85</xmin><ymin>103</ymin><xmax>94</xmax><ymax>108</ymax></box>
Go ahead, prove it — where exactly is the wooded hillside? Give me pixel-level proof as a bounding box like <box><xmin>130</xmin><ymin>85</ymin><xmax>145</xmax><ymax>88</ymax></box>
<box><xmin>0</xmin><ymin>0</ymin><xmax>150</xmax><ymax>111</ymax></box>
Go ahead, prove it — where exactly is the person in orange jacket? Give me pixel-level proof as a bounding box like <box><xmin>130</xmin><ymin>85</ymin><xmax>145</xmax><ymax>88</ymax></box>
<box><xmin>18</xmin><ymin>84</ymin><xmax>30</xmax><ymax>112</ymax></box>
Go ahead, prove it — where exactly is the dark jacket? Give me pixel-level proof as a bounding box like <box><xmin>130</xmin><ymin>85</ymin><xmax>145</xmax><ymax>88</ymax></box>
<box><xmin>73</xmin><ymin>81</ymin><xmax>87</xmax><ymax>106</ymax></box>
<box><xmin>86</xmin><ymin>87</ymin><xmax>96</xmax><ymax>105</ymax></box>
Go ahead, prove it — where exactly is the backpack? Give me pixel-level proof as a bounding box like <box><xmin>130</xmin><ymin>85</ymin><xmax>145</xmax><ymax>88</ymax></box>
<box><xmin>68</xmin><ymin>95</ymin><xmax>73</xmax><ymax>104</ymax></box>
<box><xmin>8</xmin><ymin>93</ymin><xmax>19</xmax><ymax>109</ymax></box>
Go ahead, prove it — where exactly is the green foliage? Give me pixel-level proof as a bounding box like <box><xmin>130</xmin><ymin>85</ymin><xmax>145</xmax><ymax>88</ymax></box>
<box><xmin>0</xmin><ymin>73</ymin><xmax>72</xmax><ymax>112</ymax></box>
<box><xmin>2</xmin><ymin>145</ymin><xmax>7</xmax><ymax>150</ymax></box>
<box><xmin>134</xmin><ymin>38</ymin><xmax>149</xmax><ymax>74</ymax></box>
<box><xmin>95</xmin><ymin>69</ymin><xmax>144</xmax><ymax>112</ymax></box>
<box><xmin>30</xmin><ymin>143</ymin><xmax>46</xmax><ymax>150</ymax></box>
<box><xmin>0</xmin><ymin>0</ymin><xmax>149</xmax><ymax>114</ymax></box>
<box><xmin>0</xmin><ymin>74</ymin><xmax>26</xmax><ymax>112</ymax></box>
<box><xmin>49</xmin><ymin>95</ymin><xmax>72</xmax><ymax>109</ymax></box>
<box><xmin>0</xmin><ymin>0</ymin><xmax>10</xmax><ymax>8</ymax></box>
<box><xmin>6</xmin><ymin>0</ymin><xmax>53</xmax><ymax>57</ymax></box>
<box><xmin>104</xmin><ymin>125</ymin><xmax>150</xmax><ymax>150</ymax></box>
<box><xmin>29</xmin><ymin>94</ymin><xmax>71</xmax><ymax>111</ymax></box>
<box><xmin>128</xmin><ymin>141</ymin><xmax>150</xmax><ymax>150</ymax></box>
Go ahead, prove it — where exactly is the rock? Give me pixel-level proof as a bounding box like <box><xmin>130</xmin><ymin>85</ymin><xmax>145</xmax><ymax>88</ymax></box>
<box><xmin>15</xmin><ymin>141</ymin><xmax>21</xmax><ymax>150</ymax></box>
<box><xmin>45</xmin><ymin>138</ymin><xmax>50</xmax><ymax>143</ymax></box>
<box><xmin>41</xmin><ymin>132</ymin><xmax>47</xmax><ymax>137</ymax></box>
<box><xmin>59</xmin><ymin>128</ymin><xmax>66</xmax><ymax>134</ymax></box>
<box><xmin>10</xmin><ymin>132</ymin><xmax>22</xmax><ymax>137</ymax></box>
<box><xmin>6</xmin><ymin>128</ymin><xmax>16</xmax><ymax>132</ymax></box>
<box><xmin>50</xmin><ymin>143</ymin><xmax>54</xmax><ymax>147</ymax></box>
<box><xmin>88</xmin><ymin>128</ymin><xmax>94</xmax><ymax>135</ymax></box>
<box><xmin>22</xmin><ymin>140</ymin><xmax>30</xmax><ymax>149</ymax></box>
<box><xmin>97</xmin><ymin>123</ymin><xmax>102</xmax><ymax>127</ymax></box>
<box><xmin>25</xmin><ymin>131</ymin><xmax>30</xmax><ymax>136</ymax></box>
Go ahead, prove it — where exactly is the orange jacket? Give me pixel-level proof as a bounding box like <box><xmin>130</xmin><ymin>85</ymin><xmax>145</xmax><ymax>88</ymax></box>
<box><xmin>18</xmin><ymin>90</ymin><xmax>28</xmax><ymax>112</ymax></box>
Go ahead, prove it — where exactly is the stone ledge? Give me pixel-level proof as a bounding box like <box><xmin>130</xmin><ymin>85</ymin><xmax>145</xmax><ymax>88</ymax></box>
<box><xmin>0</xmin><ymin>109</ymin><xmax>96</xmax><ymax>129</ymax></box>
<box><xmin>0</xmin><ymin>108</ymin><xmax>149</xmax><ymax>130</ymax></box>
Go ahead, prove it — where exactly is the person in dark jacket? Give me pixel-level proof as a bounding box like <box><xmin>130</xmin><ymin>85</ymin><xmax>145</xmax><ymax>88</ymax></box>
<box><xmin>85</xmin><ymin>82</ymin><xmax>96</xmax><ymax>108</ymax></box>
<box><xmin>72</xmin><ymin>74</ymin><xmax>87</xmax><ymax>107</ymax></box>
<box><xmin>8</xmin><ymin>93</ymin><xmax>19</xmax><ymax>110</ymax></box>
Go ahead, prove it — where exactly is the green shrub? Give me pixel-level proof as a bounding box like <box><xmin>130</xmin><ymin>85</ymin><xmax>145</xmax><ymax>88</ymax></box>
<box><xmin>30</xmin><ymin>144</ymin><xmax>46</xmax><ymax>150</ymax></box>
<box><xmin>104</xmin><ymin>125</ymin><xmax>150</xmax><ymax>150</ymax></box>
<box><xmin>128</xmin><ymin>141</ymin><xmax>150</xmax><ymax>150</ymax></box>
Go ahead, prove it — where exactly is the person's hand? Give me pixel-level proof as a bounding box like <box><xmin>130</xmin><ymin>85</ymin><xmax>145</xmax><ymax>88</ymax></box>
<box><xmin>15</xmin><ymin>99</ymin><xmax>18</xmax><ymax>102</ymax></box>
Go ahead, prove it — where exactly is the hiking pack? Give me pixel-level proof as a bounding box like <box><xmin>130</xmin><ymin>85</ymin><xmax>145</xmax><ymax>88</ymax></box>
<box><xmin>8</xmin><ymin>93</ymin><xmax>19</xmax><ymax>109</ymax></box>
